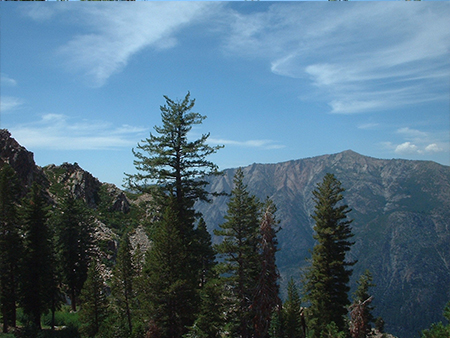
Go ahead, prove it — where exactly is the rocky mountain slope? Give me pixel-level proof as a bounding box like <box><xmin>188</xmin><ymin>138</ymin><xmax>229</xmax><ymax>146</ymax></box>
<box><xmin>1</xmin><ymin>129</ymin><xmax>448</xmax><ymax>337</ymax></box>
<box><xmin>196</xmin><ymin>150</ymin><xmax>450</xmax><ymax>338</ymax></box>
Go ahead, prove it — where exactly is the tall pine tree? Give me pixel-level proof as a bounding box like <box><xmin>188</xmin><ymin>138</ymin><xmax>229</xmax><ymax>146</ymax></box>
<box><xmin>20</xmin><ymin>183</ymin><xmax>54</xmax><ymax>330</ymax></box>
<box><xmin>143</xmin><ymin>196</ymin><xmax>198</xmax><ymax>338</ymax></box>
<box><xmin>302</xmin><ymin>173</ymin><xmax>355</xmax><ymax>337</ymax></box>
<box><xmin>350</xmin><ymin>270</ymin><xmax>375</xmax><ymax>338</ymax></box>
<box><xmin>284</xmin><ymin>278</ymin><xmax>304</xmax><ymax>338</ymax></box>
<box><xmin>125</xmin><ymin>91</ymin><xmax>223</xmax><ymax>226</ymax></box>
<box><xmin>53</xmin><ymin>194</ymin><xmax>94</xmax><ymax>312</ymax></box>
<box><xmin>214</xmin><ymin>168</ymin><xmax>261</xmax><ymax>338</ymax></box>
<box><xmin>111</xmin><ymin>231</ymin><xmax>135</xmax><ymax>335</ymax></box>
<box><xmin>252</xmin><ymin>199</ymin><xmax>281</xmax><ymax>338</ymax></box>
<box><xmin>79</xmin><ymin>259</ymin><xmax>108</xmax><ymax>338</ymax></box>
<box><xmin>0</xmin><ymin>164</ymin><xmax>22</xmax><ymax>333</ymax></box>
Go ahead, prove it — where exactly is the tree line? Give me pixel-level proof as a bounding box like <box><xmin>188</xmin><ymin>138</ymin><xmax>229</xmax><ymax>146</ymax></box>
<box><xmin>1</xmin><ymin>92</ymin><xmax>446</xmax><ymax>338</ymax></box>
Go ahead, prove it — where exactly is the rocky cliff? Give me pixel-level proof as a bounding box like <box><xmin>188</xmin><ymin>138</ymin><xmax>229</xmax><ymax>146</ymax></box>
<box><xmin>196</xmin><ymin>150</ymin><xmax>450</xmax><ymax>338</ymax></box>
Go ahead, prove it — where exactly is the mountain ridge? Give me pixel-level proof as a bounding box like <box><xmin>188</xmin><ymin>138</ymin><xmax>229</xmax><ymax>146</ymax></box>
<box><xmin>196</xmin><ymin>149</ymin><xmax>450</xmax><ymax>338</ymax></box>
<box><xmin>1</xmin><ymin>129</ymin><xmax>449</xmax><ymax>337</ymax></box>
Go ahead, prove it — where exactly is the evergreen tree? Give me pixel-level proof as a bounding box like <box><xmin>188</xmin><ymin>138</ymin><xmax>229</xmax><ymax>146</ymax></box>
<box><xmin>302</xmin><ymin>173</ymin><xmax>355</xmax><ymax>337</ymax></box>
<box><xmin>350</xmin><ymin>269</ymin><xmax>375</xmax><ymax>337</ymax></box>
<box><xmin>54</xmin><ymin>194</ymin><xmax>94</xmax><ymax>311</ymax></box>
<box><xmin>111</xmin><ymin>231</ymin><xmax>135</xmax><ymax>335</ymax></box>
<box><xmin>125</xmin><ymin>91</ymin><xmax>223</xmax><ymax>226</ymax></box>
<box><xmin>214</xmin><ymin>168</ymin><xmax>262</xmax><ymax>338</ymax></box>
<box><xmin>252</xmin><ymin>199</ymin><xmax>281</xmax><ymax>338</ymax></box>
<box><xmin>284</xmin><ymin>278</ymin><xmax>303</xmax><ymax>338</ymax></box>
<box><xmin>193</xmin><ymin>217</ymin><xmax>216</xmax><ymax>288</ymax></box>
<box><xmin>185</xmin><ymin>276</ymin><xmax>225</xmax><ymax>338</ymax></box>
<box><xmin>0</xmin><ymin>164</ymin><xmax>22</xmax><ymax>333</ymax></box>
<box><xmin>79</xmin><ymin>259</ymin><xmax>109</xmax><ymax>338</ymax></box>
<box><xmin>125</xmin><ymin>92</ymin><xmax>222</xmax><ymax>335</ymax></box>
<box><xmin>20</xmin><ymin>183</ymin><xmax>54</xmax><ymax>330</ymax></box>
<box><xmin>143</xmin><ymin>196</ymin><xmax>198</xmax><ymax>338</ymax></box>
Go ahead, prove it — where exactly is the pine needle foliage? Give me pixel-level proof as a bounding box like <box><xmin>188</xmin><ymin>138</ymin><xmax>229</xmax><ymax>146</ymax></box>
<box><xmin>0</xmin><ymin>165</ymin><xmax>22</xmax><ymax>333</ymax></box>
<box><xmin>303</xmin><ymin>173</ymin><xmax>355</xmax><ymax>337</ymax></box>
<box><xmin>53</xmin><ymin>194</ymin><xmax>94</xmax><ymax>312</ymax></box>
<box><xmin>252</xmin><ymin>199</ymin><xmax>281</xmax><ymax>338</ymax></box>
<box><xmin>214</xmin><ymin>168</ymin><xmax>262</xmax><ymax>338</ymax></box>
<box><xmin>20</xmin><ymin>183</ymin><xmax>54</xmax><ymax>330</ymax></box>
<box><xmin>79</xmin><ymin>259</ymin><xmax>109</xmax><ymax>338</ymax></box>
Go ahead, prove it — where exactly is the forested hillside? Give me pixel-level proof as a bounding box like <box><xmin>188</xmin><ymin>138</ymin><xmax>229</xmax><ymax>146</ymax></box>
<box><xmin>1</xmin><ymin>103</ymin><xmax>449</xmax><ymax>338</ymax></box>
<box><xmin>197</xmin><ymin>150</ymin><xmax>450</xmax><ymax>337</ymax></box>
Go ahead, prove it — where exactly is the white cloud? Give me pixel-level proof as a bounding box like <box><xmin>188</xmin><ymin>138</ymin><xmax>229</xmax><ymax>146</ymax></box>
<box><xmin>225</xmin><ymin>3</ymin><xmax>450</xmax><ymax>114</ymax></box>
<box><xmin>397</xmin><ymin>127</ymin><xmax>428</xmax><ymax>139</ymax></box>
<box><xmin>425</xmin><ymin>143</ymin><xmax>443</xmax><ymax>153</ymax></box>
<box><xmin>1</xmin><ymin>74</ymin><xmax>17</xmax><ymax>87</ymax></box>
<box><xmin>357</xmin><ymin>123</ymin><xmax>379</xmax><ymax>130</ymax></box>
<box><xmin>9</xmin><ymin>114</ymin><xmax>147</xmax><ymax>151</ymax></box>
<box><xmin>395</xmin><ymin>142</ymin><xmax>421</xmax><ymax>155</ymax></box>
<box><xmin>209</xmin><ymin>137</ymin><xmax>284</xmax><ymax>150</ymax></box>
<box><xmin>0</xmin><ymin>96</ymin><xmax>24</xmax><ymax>113</ymax></box>
<box><xmin>53</xmin><ymin>3</ymin><xmax>220</xmax><ymax>87</ymax></box>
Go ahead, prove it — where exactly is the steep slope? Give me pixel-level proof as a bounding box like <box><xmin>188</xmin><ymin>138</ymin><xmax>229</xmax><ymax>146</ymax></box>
<box><xmin>196</xmin><ymin>150</ymin><xmax>450</xmax><ymax>338</ymax></box>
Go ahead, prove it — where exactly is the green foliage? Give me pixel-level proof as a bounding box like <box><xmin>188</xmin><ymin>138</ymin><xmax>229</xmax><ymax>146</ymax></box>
<box><xmin>284</xmin><ymin>278</ymin><xmax>304</xmax><ymax>338</ymax></box>
<box><xmin>111</xmin><ymin>232</ymin><xmax>135</xmax><ymax>336</ymax></box>
<box><xmin>214</xmin><ymin>168</ymin><xmax>262</xmax><ymax>338</ymax></box>
<box><xmin>143</xmin><ymin>196</ymin><xmax>198</xmax><ymax>338</ymax></box>
<box><xmin>350</xmin><ymin>269</ymin><xmax>375</xmax><ymax>337</ymax></box>
<box><xmin>125</xmin><ymin>91</ymin><xmax>223</xmax><ymax>208</ymax></box>
<box><xmin>20</xmin><ymin>183</ymin><xmax>55</xmax><ymax>330</ymax></box>
<box><xmin>252</xmin><ymin>199</ymin><xmax>281</xmax><ymax>338</ymax></box>
<box><xmin>302</xmin><ymin>173</ymin><xmax>355</xmax><ymax>337</ymax></box>
<box><xmin>0</xmin><ymin>164</ymin><xmax>22</xmax><ymax>332</ymax></box>
<box><xmin>319</xmin><ymin>322</ymin><xmax>346</xmax><ymax>338</ymax></box>
<box><xmin>41</xmin><ymin>307</ymin><xmax>80</xmax><ymax>328</ymax></box>
<box><xmin>79</xmin><ymin>260</ymin><xmax>108</xmax><ymax>338</ymax></box>
<box><xmin>421</xmin><ymin>302</ymin><xmax>450</xmax><ymax>338</ymax></box>
<box><xmin>52</xmin><ymin>195</ymin><xmax>94</xmax><ymax>312</ymax></box>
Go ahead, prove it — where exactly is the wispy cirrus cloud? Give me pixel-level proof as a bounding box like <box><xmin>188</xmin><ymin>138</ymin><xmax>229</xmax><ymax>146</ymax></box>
<box><xmin>225</xmin><ymin>3</ymin><xmax>450</xmax><ymax>114</ymax></box>
<box><xmin>209</xmin><ymin>137</ymin><xmax>284</xmax><ymax>150</ymax></box>
<box><xmin>43</xmin><ymin>3</ymin><xmax>220</xmax><ymax>87</ymax></box>
<box><xmin>0</xmin><ymin>97</ymin><xmax>24</xmax><ymax>113</ymax></box>
<box><xmin>1</xmin><ymin>74</ymin><xmax>18</xmax><ymax>87</ymax></box>
<box><xmin>10</xmin><ymin>114</ymin><xmax>147</xmax><ymax>151</ymax></box>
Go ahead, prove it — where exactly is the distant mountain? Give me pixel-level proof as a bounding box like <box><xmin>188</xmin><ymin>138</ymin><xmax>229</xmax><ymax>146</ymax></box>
<box><xmin>196</xmin><ymin>150</ymin><xmax>450</xmax><ymax>338</ymax></box>
<box><xmin>2</xmin><ymin>129</ymin><xmax>448</xmax><ymax>337</ymax></box>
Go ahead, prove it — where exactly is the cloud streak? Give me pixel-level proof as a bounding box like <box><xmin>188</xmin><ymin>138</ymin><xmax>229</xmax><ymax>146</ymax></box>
<box><xmin>9</xmin><ymin>114</ymin><xmax>147</xmax><ymax>151</ymax></box>
<box><xmin>52</xmin><ymin>3</ymin><xmax>220</xmax><ymax>87</ymax></box>
<box><xmin>209</xmin><ymin>137</ymin><xmax>284</xmax><ymax>150</ymax></box>
<box><xmin>225</xmin><ymin>3</ymin><xmax>450</xmax><ymax>114</ymax></box>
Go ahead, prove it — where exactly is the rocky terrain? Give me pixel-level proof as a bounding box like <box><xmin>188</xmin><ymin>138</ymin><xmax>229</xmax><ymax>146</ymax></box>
<box><xmin>197</xmin><ymin>150</ymin><xmax>450</xmax><ymax>338</ymax></box>
<box><xmin>1</xmin><ymin>129</ymin><xmax>448</xmax><ymax>337</ymax></box>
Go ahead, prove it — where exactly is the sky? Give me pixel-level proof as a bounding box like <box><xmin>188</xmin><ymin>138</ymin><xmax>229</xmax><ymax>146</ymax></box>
<box><xmin>1</xmin><ymin>2</ymin><xmax>449</xmax><ymax>187</ymax></box>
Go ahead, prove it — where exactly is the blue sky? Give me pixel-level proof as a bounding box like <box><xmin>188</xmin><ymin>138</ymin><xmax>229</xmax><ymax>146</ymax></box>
<box><xmin>1</xmin><ymin>2</ymin><xmax>449</xmax><ymax>187</ymax></box>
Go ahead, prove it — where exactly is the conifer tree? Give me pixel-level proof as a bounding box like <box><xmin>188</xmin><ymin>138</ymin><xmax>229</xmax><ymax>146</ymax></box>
<box><xmin>284</xmin><ymin>278</ymin><xmax>303</xmax><ymax>338</ymax></box>
<box><xmin>214</xmin><ymin>168</ymin><xmax>262</xmax><ymax>338</ymax></box>
<box><xmin>252</xmin><ymin>199</ymin><xmax>281</xmax><ymax>338</ymax></box>
<box><xmin>350</xmin><ymin>270</ymin><xmax>375</xmax><ymax>338</ymax></box>
<box><xmin>79</xmin><ymin>259</ymin><xmax>108</xmax><ymax>338</ymax></box>
<box><xmin>125</xmin><ymin>91</ymin><xmax>223</xmax><ymax>227</ymax></box>
<box><xmin>111</xmin><ymin>231</ymin><xmax>135</xmax><ymax>335</ymax></box>
<box><xmin>143</xmin><ymin>196</ymin><xmax>198</xmax><ymax>338</ymax></box>
<box><xmin>54</xmin><ymin>194</ymin><xmax>94</xmax><ymax>312</ymax></box>
<box><xmin>125</xmin><ymin>93</ymin><xmax>222</xmax><ymax>333</ymax></box>
<box><xmin>0</xmin><ymin>164</ymin><xmax>22</xmax><ymax>333</ymax></box>
<box><xmin>303</xmin><ymin>173</ymin><xmax>355</xmax><ymax>337</ymax></box>
<box><xmin>20</xmin><ymin>183</ymin><xmax>54</xmax><ymax>330</ymax></box>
